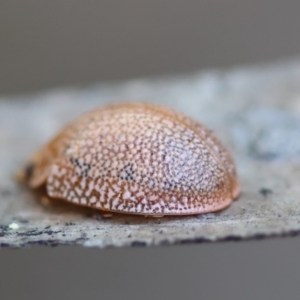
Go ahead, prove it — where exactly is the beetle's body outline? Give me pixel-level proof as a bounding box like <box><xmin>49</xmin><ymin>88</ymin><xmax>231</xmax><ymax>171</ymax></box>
<box><xmin>19</xmin><ymin>102</ymin><xmax>240</xmax><ymax>216</ymax></box>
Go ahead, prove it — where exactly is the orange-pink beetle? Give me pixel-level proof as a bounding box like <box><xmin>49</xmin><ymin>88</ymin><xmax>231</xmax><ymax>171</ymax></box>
<box><xmin>19</xmin><ymin>102</ymin><xmax>240</xmax><ymax>216</ymax></box>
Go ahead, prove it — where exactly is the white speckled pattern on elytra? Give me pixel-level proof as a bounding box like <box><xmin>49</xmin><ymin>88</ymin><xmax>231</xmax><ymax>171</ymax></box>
<box><xmin>22</xmin><ymin>102</ymin><xmax>239</xmax><ymax>215</ymax></box>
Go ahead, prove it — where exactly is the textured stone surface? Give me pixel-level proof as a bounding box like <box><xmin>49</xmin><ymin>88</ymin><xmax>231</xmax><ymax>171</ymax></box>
<box><xmin>1</xmin><ymin>58</ymin><xmax>300</xmax><ymax>248</ymax></box>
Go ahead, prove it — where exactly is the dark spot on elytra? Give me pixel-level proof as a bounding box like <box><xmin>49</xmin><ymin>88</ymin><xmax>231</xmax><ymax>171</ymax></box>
<box><xmin>164</xmin><ymin>180</ymin><xmax>174</xmax><ymax>191</ymax></box>
<box><xmin>119</xmin><ymin>163</ymin><xmax>135</xmax><ymax>182</ymax></box>
<box><xmin>70</xmin><ymin>157</ymin><xmax>79</xmax><ymax>166</ymax></box>
<box><xmin>70</xmin><ymin>157</ymin><xmax>91</xmax><ymax>177</ymax></box>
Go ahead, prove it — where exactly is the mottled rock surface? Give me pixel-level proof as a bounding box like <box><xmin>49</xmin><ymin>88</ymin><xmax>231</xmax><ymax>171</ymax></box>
<box><xmin>1</xmin><ymin>58</ymin><xmax>300</xmax><ymax>248</ymax></box>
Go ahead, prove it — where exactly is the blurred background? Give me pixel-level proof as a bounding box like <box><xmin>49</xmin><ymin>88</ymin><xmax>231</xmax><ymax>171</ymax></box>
<box><xmin>1</xmin><ymin>0</ymin><xmax>300</xmax><ymax>95</ymax></box>
<box><xmin>1</xmin><ymin>1</ymin><xmax>300</xmax><ymax>299</ymax></box>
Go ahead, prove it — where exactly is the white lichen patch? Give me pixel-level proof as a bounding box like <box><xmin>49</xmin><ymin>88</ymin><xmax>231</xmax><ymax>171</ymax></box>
<box><xmin>9</xmin><ymin>223</ymin><xmax>19</xmax><ymax>230</ymax></box>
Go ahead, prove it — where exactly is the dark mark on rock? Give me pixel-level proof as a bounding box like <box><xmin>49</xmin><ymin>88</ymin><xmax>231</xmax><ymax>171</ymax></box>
<box><xmin>259</xmin><ymin>188</ymin><xmax>273</xmax><ymax>197</ymax></box>
<box><xmin>26</xmin><ymin>240</ymin><xmax>59</xmax><ymax>247</ymax></box>
<box><xmin>180</xmin><ymin>237</ymin><xmax>210</xmax><ymax>244</ymax></box>
<box><xmin>253</xmin><ymin>233</ymin><xmax>266</xmax><ymax>240</ymax></box>
<box><xmin>17</xmin><ymin>230</ymin><xmax>61</xmax><ymax>237</ymax></box>
<box><xmin>0</xmin><ymin>225</ymin><xmax>11</xmax><ymax>237</ymax></box>
<box><xmin>93</xmin><ymin>211</ymin><xmax>102</xmax><ymax>221</ymax></box>
<box><xmin>221</xmin><ymin>235</ymin><xmax>243</xmax><ymax>242</ymax></box>
<box><xmin>0</xmin><ymin>225</ymin><xmax>9</xmax><ymax>231</ymax></box>
<box><xmin>250</xmin><ymin>151</ymin><xmax>279</xmax><ymax>161</ymax></box>
<box><xmin>159</xmin><ymin>239</ymin><xmax>170</xmax><ymax>246</ymax></box>
<box><xmin>25</xmin><ymin>162</ymin><xmax>35</xmax><ymax>181</ymax></box>
<box><xmin>18</xmin><ymin>219</ymin><xmax>29</xmax><ymax>224</ymax></box>
<box><xmin>0</xmin><ymin>188</ymin><xmax>12</xmax><ymax>197</ymax></box>
<box><xmin>131</xmin><ymin>241</ymin><xmax>147</xmax><ymax>247</ymax></box>
<box><xmin>65</xmin><ymin>222</ymin><xmax>75</xmax><ymax>226</ymax></box>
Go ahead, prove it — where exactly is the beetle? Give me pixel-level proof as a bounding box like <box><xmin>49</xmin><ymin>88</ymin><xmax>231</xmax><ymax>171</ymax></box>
<box><xmin>19</xmin><ymin>102</ymin><xmax>240</xmax><ymax>216</ymax></box>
